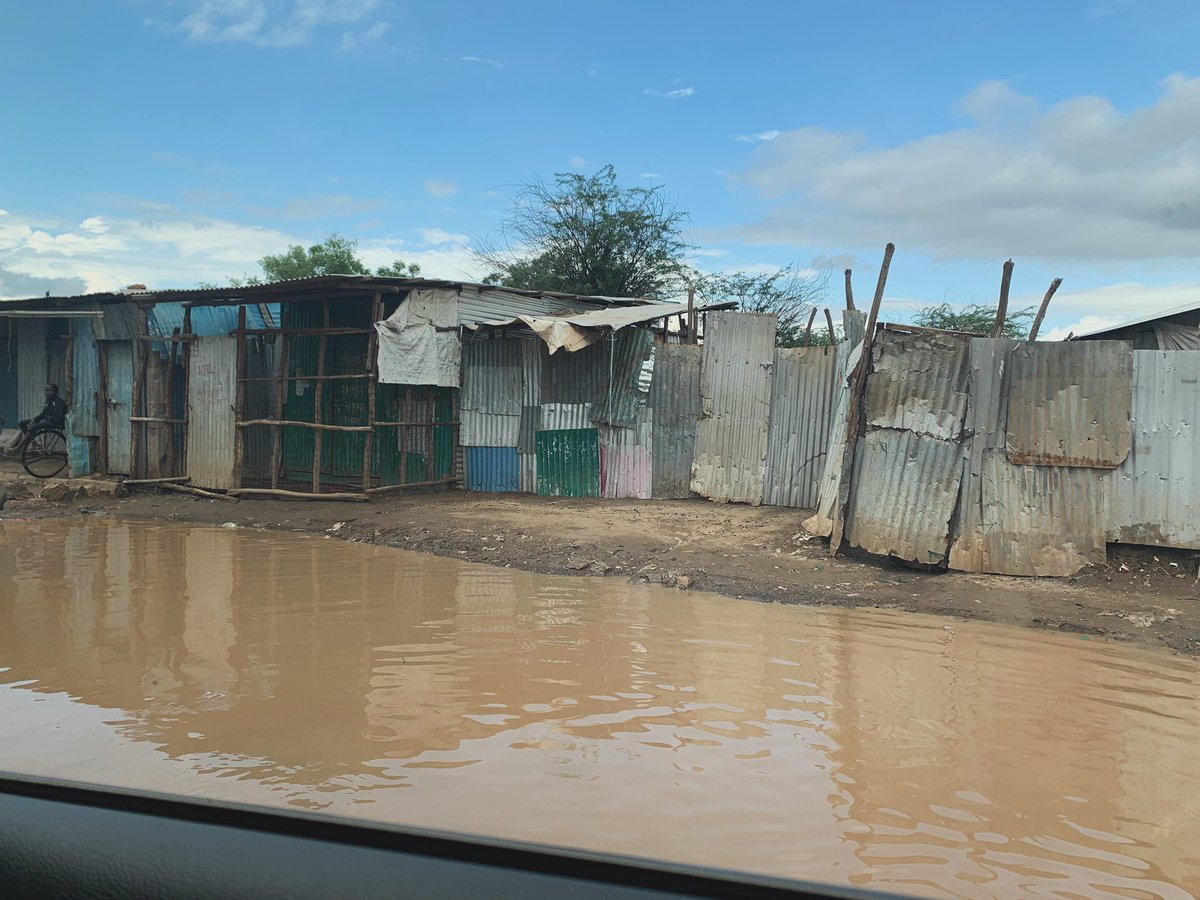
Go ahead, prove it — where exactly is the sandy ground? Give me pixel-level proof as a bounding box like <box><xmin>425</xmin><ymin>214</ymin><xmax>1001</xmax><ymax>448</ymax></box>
<box><xmin>3</xmin><ymin>472</ymin><xmax>1199</xmax><ymax>656</ymax></box>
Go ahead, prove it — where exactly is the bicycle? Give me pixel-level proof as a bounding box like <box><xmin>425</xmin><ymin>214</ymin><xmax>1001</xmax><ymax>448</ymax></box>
<box><xmin>21</xmin><ymin>427</ymin><xmax>68</xmax><ymax>479</ymax></box>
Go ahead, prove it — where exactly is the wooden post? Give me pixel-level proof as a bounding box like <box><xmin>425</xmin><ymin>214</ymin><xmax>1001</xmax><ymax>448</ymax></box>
<box><xmin>271</xmin><ymin>328</ymin><xmax>290</xmax><ymax>489</ymax></box>
<box><xmin>425</xmin><ymin>393</ymin><xmax>435</xmax><ymax>482</ymax></box>
<box><xmin>362</xmin><ymin>292</ymin><xmax>381</xmax><ymax>493</ymax></box>
<box><xmin>991</xmin><ymin>259</ymin><xmax>1014</xmax><ymax>338</ymax></box>
<box><xmin>401</xmin><ymin>384</ymin><xmax>411</xmax><ymax>485</ymax></box>
<box><xmin>1028</xmin><ymin>277</ymin><xmax>1063</xmax><ymax>341</ymax></box>
<box><xmin>802</xmin><ymin>308</ymin><xmax>818</xmax><ymax>346</ymax></box>
<box><xmin>165</xmin><ymin>327</ymin><xmax>179</xmax><ymax>476</ymax></box>
<box><xmin>830</xmin><ymin>242</ymin><xmax>894</xmax><ymax>555</ymax></box>
<box><xmin>233</xmin><ymin>306</ymin><xmax>248</xmax><ymax>488</ymax></box>
<box><xmin>451</xmin><ymin>388</ymin><xmax>459</xmax><ymax>488</ymax></box>
<box><xmin>182</xmin><ymin>306</ymin><xmax>193</xmax><ymax>475</ymax></box>
<box><xmin>97</xmin><ymin>346</ymin><xmax>110</xmax><ymax>475</ymax></box>
<box><xmin>129</xmin><ymin>307</ymin><xmax>149</xmax><ymax>479</ymax></box>
<box><xmin>824</xmin><ymin>308</ymin><xmax>838</xmax><ymax>345</ymax></box>
<box><xmin>686</xmin><ymin>286</ymin><xmax>696</xmax><ymax>344</ymax></box>
<box><xmin>64</xmin><ymin>320</ymin><xmax>75</xmax><ymax>410</ymax></box>
<box><xmin>844</xmin><ymin>269</ymin><xmax>855</xmax><ymax>310</ymax></box>
<box><xmin>312</xmin><ymin>299</ymin><xmax>329</xmax><ymax>494</ymax></box>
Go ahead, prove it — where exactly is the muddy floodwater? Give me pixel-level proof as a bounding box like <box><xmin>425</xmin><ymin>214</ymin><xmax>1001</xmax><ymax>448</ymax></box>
<box><xmin>2</xmin><ymin>519</ymin><xmax>1198</xmax><ymax>897</ymax></box>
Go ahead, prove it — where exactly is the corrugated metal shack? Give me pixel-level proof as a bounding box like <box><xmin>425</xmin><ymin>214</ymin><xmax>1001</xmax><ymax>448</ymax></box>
<box><xmin>1072</xmin><ymin>299</ymin><xmax>1200</xmax><ymax>350</ymax></box>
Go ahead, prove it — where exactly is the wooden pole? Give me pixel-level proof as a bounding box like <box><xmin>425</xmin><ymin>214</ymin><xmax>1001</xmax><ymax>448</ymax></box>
<box><xmin>686</xmin><ymin>285</ymin><xmax>696</xmax><ymax>344</ymax></box>
<box><xmin>312</xmin><ymin>300</ymin><xmax>329</xmax><ymax>494</ymax></box>
<box><xmin>830</xmin><ymin>242</ymin><xmax>894</xmax><ymax>555</ymax></box>
<box><xmin>129</xmin><ymin>308</ymin><xmax>149</xmax><ymax>479</ymax></box>
<box><xmin>156</xmin><ymin>482</ymin><xmax>239</xmax><ymax>503</ymax></box>
<box><xmin>824</xmin><ymin>308</ymin><xmax>838</xmax><ymax>345</ymax></box>
<box><xmin>802</xmin><ymin>308</ymin><xmax>818</xmax><ymax>346</ymax></box>
<box><xmin>401</xmin><ymin>384</ymin><xmax>411</xmax><ymax>486</ymax></box>
<box><xmin>991</xmin><ymin>259</ymin><xmax>1015</xmax><ymax>339</ymax></box>
<box><xmin>1028</xmin><ymin>277</ymin><xmax>1063</xmax><ymax>341</ymax></box>
<box><xmin>362</xmin><ymin>292</ymin><xmax>381</xmax><ymax>494</ymax></box>
<box><xmin>232</xmin><ymin>306</ymin><xmax>248</xmax><ymax>488</ymax></box>
<box><xmin>228</xmin><ymin>487</ymin><xmax>368</xmax><ymax>502</ymax></box>
<box><xmin>64</xmin><ymin>320</ymin><xmax>75</xmax><ymax>410</ymax></box>
<box><xmin>165</xmin><ymin>327</ymin><xmax>179</xmax><ymax>476</ymax></box>
<box><xmin>844</xmin><ymin>269</ymin><xmax>855</xmax><ymax>310</ymax></box>
<box><xmin>97</xmin><ymin>346</ymin><xmax>110</xmax><ymax>475</ymax></box>
<box><xmin>182</xmin><ymin>307</ymin><xmax>193</xmax><ymax>475</ymax></box>
<box><xmin>425</xmin><ymin>393</ymin><xmax>435</xmax><ymax>482</ymax></box>
<box><xmin>270</xmin><ymin>328</ymin><xmax>289</xmax><ymax>489</ymax></box>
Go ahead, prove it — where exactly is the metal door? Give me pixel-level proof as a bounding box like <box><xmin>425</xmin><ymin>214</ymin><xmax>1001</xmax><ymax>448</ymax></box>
<box><xmin>105</xmin><ymin>343</ymin><xmax>134</xmax><ymax>475</ymax></box>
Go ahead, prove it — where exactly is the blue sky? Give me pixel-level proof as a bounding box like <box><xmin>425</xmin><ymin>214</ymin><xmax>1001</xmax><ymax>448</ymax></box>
<box><xmin>2</xmin><ymin>0</ymin><xmax>1199</xmax><ymax>337</ymax></box>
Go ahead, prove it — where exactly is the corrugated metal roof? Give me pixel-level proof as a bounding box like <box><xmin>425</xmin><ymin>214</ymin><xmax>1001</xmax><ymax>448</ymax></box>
<box><xmin>846</xmin><ymin>429</ymin><xmax>964</xmax><ymax>564</ymax></box>
<box><xmin>466</xmin><ymin>298</ymin><xmax>736</xmax><ymax>330</ymax></box>
<box><xmin>466</xmin><ymin>446</ymin><xmax>520</xmax><ymax>492</ymax></box>
<box><xmin>690</xmin><ymin>311</ymin><xmax>777</xmax><ymax>504</ymax></box>
<box><xmin>1006</xmin><ymin>341</ymin><xmax>1132</xmax><ymax>468</ymax></box>
<box><xmin>763</xmin><ymin>345</ymin><xmax>840</xmax><ymax>508</ymax></box>
<box><xmin>458</xmin><ymin>288</ymin><xmax>610</xmax><ymax>326</ymax></box>
<box><xmin>1072</xmin><ymin>298</ymin><xmax>1200</xmax><ymax>338</ymax></box>
<box><xmin>536</xmin><ymin>427</ymin><xmax>600</xmax><ymax>497</ymax></box>
<box><xmin>459</xmin><ymin>409</ymin><xmax>519</xmax><ymax>447</ymax></box>
<box><xmin>864</xmin><ymin>329</ymin><xmax>971</xmax><ymax>440</ymax></box>
<box><xmin>649</xmin><ymin>343</ymin><xmax>702</xmax><ymax>499</ymax></box>
<box><xmin>949</xmin><ymin>339</ymin><xmax>1109</xmax><ymax>576</ymax></box>
<box><xmin>1106</xmin><ymin>350</ymin><xmax>1200</xmax><ymax>550</ymax></box>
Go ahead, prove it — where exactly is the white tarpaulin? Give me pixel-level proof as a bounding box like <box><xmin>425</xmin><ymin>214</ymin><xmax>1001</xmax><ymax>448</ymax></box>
<box><xmin>376</xmin><ymin>289</ymin><xmax>461</xmax><ymax>387</ymax></box>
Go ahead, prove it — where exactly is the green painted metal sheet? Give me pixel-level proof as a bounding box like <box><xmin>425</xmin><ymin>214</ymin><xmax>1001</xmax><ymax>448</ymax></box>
<box><xmin>535</xmin><ymin>427</ymin><xmax>600</xmax><ymax>497</ymax></box>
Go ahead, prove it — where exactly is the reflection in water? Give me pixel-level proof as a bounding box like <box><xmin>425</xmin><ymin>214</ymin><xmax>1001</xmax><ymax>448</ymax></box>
<box><xmin>1</xmin><ymin>518</ymin><xmax>1199</xmax><ymax>897</ymax></box>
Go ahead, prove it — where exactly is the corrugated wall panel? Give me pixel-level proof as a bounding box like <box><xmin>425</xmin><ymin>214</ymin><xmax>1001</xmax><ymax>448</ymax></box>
<box><xmin>539</xmin><ymin>402</ymin><xmax>593</xmax><ymax>431</ymax></box>
<box><xmin>459</xmin><ymin>409</ymin><xmax>519</xmax><ymax>447</ymax></box>
<box><xmin>864</xmin><ymin>329</ymin><xmax>971</xmax><ymax>440</ymax></box>
<box><xmin>1105</xmin><ymin>350</ymin><xmax>1200</xmax><ymax>549</ymax></box>
<box><xmin>517</xmin><ymin>406</ymin><xmax>539</xmax><ymax>453</ymax></box>
<box><xmin>592</xmin><ymin>328</ymin><xmax>653</xmax><ymax>427</ymax></box>
<box><xmin>520</xmin><ymin>337</ymin><xmax>543</xmax><ymax>406</ymax></box>
<box><xmin>519</xmin><ymin>451</ymin><xmax>537</xmax><ymax>493</ymax></box>
<box><xmin>846</xmin><ymin>429</ymin><xmax>964</xmax><ymax>565</ymax></box>
<box><xmin>843</xmin><ymin>309</ymin><xmax>867</xmax><ymax>349</ymax></box>
<box><xmin>536</xmin><ymin>428</ymin><xmax>600</xmax><ymax>497</ymax></box>
<box><xmin>186</xmin><ymin>335</ymin><xmax>238</xmax><ymax>489</ymax></box>
<box><xmin>763</xmin><ymin>346</ymin><xmax>840</xmax><ymax>508</ymax></box>
<box><xmin>466</xmin><ymin>446</ymin><xmax>520</xmax><ymax>492</ymax></box>
<box><xmin>1006</xmin><ymin>341</ymin><xmax>1132</xmax><ymax>468</ymax></box>
<box><xmin>16</xmin><ymin>318</ymin><xmax>48</xmax><ymax>420</ymax></box>
<box><xmin>649</xmin><ymin>343</ymin><xmax>702</xmax><ymax>499</ymax></box>
<box><xmin>103</xmin><ymin>343</ymin><xmax>134</xmax><ymax>476</ymax></box>
<box><xmin>950</xmin><ymin>339</ymin><xmax>1109</xmax><ymax>576</ymax></box>
<box><xmin>540</xmin><ymin>339</ymin><xmax>609</xmax><ymax>405</ymax></box>
<box><xmin>690</xmin><ymin>311</ymin><xmax>777</xmax><ymax>504</ymax></box>
<box><xmin>462</xmin><ymin>337</ymin><xmax>521</xmax><ymax>415</ymax></box>
<box><xmin>70</xmin><ymin>317</ymin><xmax>101</xmax><ymax>437</ymax></box>
<box><xmin>803</xmin><ymin>343</ymin><xmax>861</xmax><ymax>536</ymax></box>
<box><xmin>599</xmin><ymin>408</ymin><xmax>653</xmax><ymax>499</ymax></box>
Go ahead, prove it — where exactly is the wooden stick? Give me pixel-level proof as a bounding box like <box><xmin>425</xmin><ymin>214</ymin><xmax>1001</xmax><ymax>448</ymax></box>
<box><xmin>271</xmin><ymin>327</ymin><xmax>289</xmax><ymax>490</ymax></box>
<box><xmin>1028</xmin><ymin>277</ymin><xmax>1063</xmax><ymax>341</ymax></box>
<box><xmin>182</xmin><ymin>306</ymin><xmax>193</xmax><ymax>474</ymax></box>
<box><xmin>158</xmin><ymin>481</ymin><xmax>239</xmax><ymax>503</ymax></box>
<box><xmin>312</xmin><ymin>300</ymin><xmax>329</xmax><ymax>494</ymax></box>
<box><xmin>135</xmin><ymin>334</ymin><xmax>194</xmax><ymax>342</ymax></box>
<box><xmin>802</xmin><ymin>308</ymin><xmax>818</xmax><ymax>346</ymax></box>
<box><xmin>64</xmin><ymin>320</ymin><xmax>75</xmax><ymax>411</ymax></box>
<box><xmin>363</xmin><ymin>292</ymin><xmax>381</xmax><ymax>494</ymax></box>
<box><xmin>991</xmin><ymin>259</ymin><xmax>1014</xmax><ymax>339</ymax></box>
<box><xmin>239</xmin><ymin>419</ymin><xmax>371</xmax><ymax>432</ymax></box>
<box><xmin>233</xmin><ymin>306</ymin><xmax>248</xmax><ymax>489</ymax></box>
<box><xmin>830</xmin><ymin>242</ymin><xmax>894</xmax><ymax>556</ymax></box>
<box><xmin>98</xmin><ymin>345</ymin><xmax>110</xmax><ymax>475</ymax></box>
<box><xmin>373</xmin><ymin>419</ymin><xmax>456</xmax><ymax>428</ymax></box>
<box><xmin>367</xmin><ymin>477</ymin><xmax>459</xmax><ymax>495</ymax></box>
<box><xmin>232</xmin><ymin>326</ymin><xmax>373</xmax><ymax>337</ymax></box>
<box><xmin>130</xmin><ymin>416</ymin><xmax>187</xmax><ymax>425</ymax></box>
<box><xmin>844</xmin><ymin>269</ymin><xmax>855</xmax><ymax>310</ymax></box>
<box><xmin>228</xmin><ymin>487</ymin><xmax>368</xmax><ymax>502</ymax></box>
<box><xmin>824</xmin><ymin>308</ymin><xmax>838</xmax><ymax>345</ymax></box>
<box><xmin>686</xmin><ymin>285</ymin><xmax>696</xmax><ymax>344</ymax></box>
<box><xmin>165</xmin><ymin>328</ymin><xmax>178</xmax><ymax>476</ymax></box>
<box><xmin>238</xmin><ymin>372</ymin><xmax>369</xmax><ymax>383</ymax></box>
<box><xmin>129</xmin><ymin>308</ymin><xmax>149</xmax><ymax>479</ymax></box>
<box><xmin>124</xmin><ymin>476</ymin><xmax>190</xmax><ymax>485</ymax></box>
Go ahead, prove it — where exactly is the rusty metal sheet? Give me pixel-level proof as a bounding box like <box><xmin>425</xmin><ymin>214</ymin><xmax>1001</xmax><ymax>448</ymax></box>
<box><xmin>649</xmin><ymin>343</ymin><xmax>701</xmax><ymax>499</ymax></box>
<box><xmin>1106</xmin><ymin>350</ymin><xmax>1200</xmax><ymax>549</ymax></box>
<box><xmin>1006</xmin><ymin>341</ymin><xmax>1132</xmax><ymax>468</ymax></box>
<box><xmin>763</xmin><ymin>345</ymin><xmax>840</xmax><ymax>508</ymax></box>
<box><xmin>845</xmin><ymin>429</ymin><xmax>964</xmax><ymax>564</ymax></box>
<box><xmin>186</xmin><ymin>335</ymin><xmax>238</xmax><ymax>489</ymax></box>
<box><xmin>690</xmin><ymin>311</ymin><xmax>777</xmax><ymax>504</ymax></box>
<box><xmin>950</xmin><ymin>339</ymin><xmax>1108</xmax><ymax>576</ymax></box>
<box><xmin>864</xmin><ymin>328</ymin><xmax>971</xmax><ymax>440</ymax></box>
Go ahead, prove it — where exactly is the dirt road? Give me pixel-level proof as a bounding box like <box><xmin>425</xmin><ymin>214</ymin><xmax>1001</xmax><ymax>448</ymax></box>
<box><xmin>3</xmin><ymin>480</ymin><xmax>1198</xmax><ymax>655</ymax></box>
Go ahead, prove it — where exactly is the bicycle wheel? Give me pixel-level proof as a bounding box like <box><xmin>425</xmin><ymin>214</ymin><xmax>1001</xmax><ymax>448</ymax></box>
<box><xmin>22</xmin><ymin>429</ymin><xmax>68</xmax><ymax>478</ymax></box>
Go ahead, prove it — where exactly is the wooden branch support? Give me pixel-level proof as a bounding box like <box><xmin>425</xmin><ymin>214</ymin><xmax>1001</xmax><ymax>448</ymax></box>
<box><xmin>239</xmin><ymin>419</ymin><xmax>371</xmax><ymax>432</ymax></box>
<box><xmin>129</xmin><ymin>308</ymin><xmax>149</xmax><ymax>479</ymax></box>
<box><xmin>426</xmin><ymin>394</ymin><xmax>435</xmax><ymax>483</ymax></box>
<box><xmin>232</xmin><ymin>306</ymin><xmax>248</xmax><ymax>489</ymax></box>
<box><xmin>136</xmin><ymin>333</ymin><xmax>194</xmax><ymax>342</ymax></box>
<box><xmin>125</xmin><ymin>476</ymin><xmax>191</xmax><ymax>485</ymax></box>
<box><xmin>233</xmin><ymin>326</ymin><xmax>372</xmax><ymax>337</ymax></box>
<box><xmin>158</xmin><ymin>481</ymin><xmax>239</xmax><ymax>503</ymax></box>
<box><xmin>401</xmin><ymin>384</ymin><xmax>411</xmax><ymax>486</ymax></box>
<box><xmin>830</xmin><ymin>242</ymin><xmax>894</xmax><ymax>556</ymax></box>
<box><xmin>312</xmin><ymin>300</ymin><xmax>329</xmax><ymax>494</ymax></box>
<box><xmin>130</xmin><ymin>416</ymin><xmax>187</xmax><ymax>425</ymax></box>
<box><xmin>802</xmin><ymin>308</ymin><xmax>818</xmax><ymax>345</ymax></box>
<box><xmin>824</xmin><ymin>308</ymin><xmax>838</xmax><ymax>345</ymax></box>
<box><xmin>271</xmin><ymin>326</ymin><xmax>289</xmax><ymax>490</ymax></box>
<box><xmin>1028</xmin><ymin>277</ymin><xmax>1063</xmax><ymax>341</ymax></box>
<box><xmin>182</xmin><ymin>306</ymin><xmax>193</xmax><ymax>475</ymax></box>
<box><xmin>363</xmin><ymin>292</ymin><xmax>381</xmax><ymax>494</ymax></box>
<box><xmin>238</xmin><ymin>372</ymin><xmax>370</xmax><ymax>383</ymax></box>
<box><xmin>991</xmin><ymin>259</ymin><xmax>1015</xmax><ymax>338</ymax></box>
<box><xmin>373</xmin><ymin>420</ymin><xmax>457</xmax><ymax>428</ymax></box>
<box><xmin>844</xmin><ymin>269</ymin><xmax>855</xmax><ymax>310</ymax></box>
<box><xmin>686</xmin><ymin>286</ymin><xmax>696</xmax><ymax>344</ymax></box>
<box><xmin>228</xmin><ymin>487</ymin><xmax>368</xmax><ymax>502</ymax></box>
<box><xmin>165</xmin><ymin>328</ymin><xmax>179</xmax><ymax>476</ymax></box>
<box><xmin>65</xmin><ymin>320</ymin><xmax>75</xmax><ymax>410</ymax></box>
<box><xmin>98</xmin><ymin>345</ymin><xmax>110</xmax><ymax>475</ymax></box>
<box><xmin>367</xmin><ymin>477</ymin><xmax>459</xmax><ymax>495</ymax></box>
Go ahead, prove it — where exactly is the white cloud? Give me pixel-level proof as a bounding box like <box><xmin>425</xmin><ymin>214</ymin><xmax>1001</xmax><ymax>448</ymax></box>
<box><xmin>248</xmin><ymin>194</ymin><xmax>383</xmax><ymax>219</ymax></box>
<box><xmin>423</xmin><ymin>179</ymin><xmax>459</xmax><ymax>198</ymax></box>
<box><xmin>416</xmin><ymin>228</ymin><xmax>468</xmax><ymax>246</ymax></box>
<box><xmin>569</xmin><ymin>156</ymin><xmax>588</xmax><ymax>169</ymax></box>
<box><xmin>640</xmin><ymin>172</ymin><xmax>661</xmax><ymax>180</ymax></box>
<box><xmin>166</xmin><ymin>0</ymin><xmax>390</xmax><ymax>49</ymax></box>
<box><xmin>1039</xmin><ymin>281</ymin><xmax>1200</xmax><ymax>339</ymax></box>
<box><xmin>955</xmin><ymin>79</ymin><xmax>1037</xmax><ymax>122</ymax></box>
<box><xmin>337</xmin><ymin>19</ymin><xmax>390</xmax><ymax>51</ymax></box>
<box><xmin>733</xmin><ymin>130</ymin><xmax>780</xmax><ymax>143</ymax></box>
<box><xmin>643</xmin><ymin>85</ymin><xmax>695</xmax><ymax>100</ymax></box>
<box><xmin>736</xmin><ymin>74</ymin><xmax>1200</xmax><ymax>264</ymax></box>
<box><xmin>460</xmin><ymin>55</ymin><xmax>506</xmax><ymax>68</ymax></box>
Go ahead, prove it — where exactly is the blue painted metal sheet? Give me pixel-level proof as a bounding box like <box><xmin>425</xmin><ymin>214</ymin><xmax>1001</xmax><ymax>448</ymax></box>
<box><xmin>67</xmin><ymin>418</ymin><xmax>93</xmax><ymax>477</ymax></box>
<box><xmin>71</xmin><ymin>317</ymin><xmax>101</xmax><ymax>437</ymax></box>
<box><xmin>466</xmin><ymin>446</ymin><xmax>520</xmax><ymax>492</ymax></box>
<box><xmin>104</xmin><ymin>342</ymin><xmax>134</xmax><ymax>475</ymax></box>
<box><xmin>0</xmin><ymin>322</ymin><xmax>17</xmax><ymax>427</ymax></box>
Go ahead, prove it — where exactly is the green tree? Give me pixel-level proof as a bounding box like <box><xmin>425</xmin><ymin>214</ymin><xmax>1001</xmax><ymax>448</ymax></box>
<box><xmin>200</xmin><ymin>233</ymin><xmax>419</xmax><ymax>288</ymax></box>
<box><xmin>693</xmin><ymin>265</ymin><xmax>831</xmax><ymax>347</ymax></box>
<box><xmin>479</xmin><ymin>165</ymin><xmax>691</xmax><ymax>298</ymax></box>
<box><xmin>912</xmin><ymin>302</ymin><xmax>1035</xmax><ymax>339</ymax></box>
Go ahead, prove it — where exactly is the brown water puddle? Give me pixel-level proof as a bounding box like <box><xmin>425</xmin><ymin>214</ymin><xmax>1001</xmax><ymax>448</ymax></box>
<box><xmin>1</xmin><ymin>518</ymin><xmax>1198</xmax><ymax>897</ymax></box>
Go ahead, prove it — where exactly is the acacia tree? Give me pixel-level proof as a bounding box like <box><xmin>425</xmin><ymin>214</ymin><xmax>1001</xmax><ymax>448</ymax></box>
<box><xmin>912</xmin><ymin>302</ymin><xmax>1035</xmax><ymax>339</ymax></box>
<box><xmin>213</xmin><ymin>233</ymin><xmax>420</xmax><ymax>287</ymax></box>
<box><xmin>478</xmin><ymin>165</ymin><xmax>691</xmax><ymax>298</ymax></box>
<box><xmin>693</xmin><ymin>264</ymin><xmax>831</xmax><ymax>347</ymax></box>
